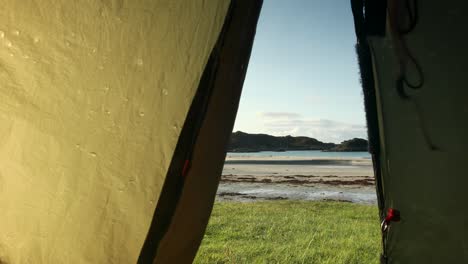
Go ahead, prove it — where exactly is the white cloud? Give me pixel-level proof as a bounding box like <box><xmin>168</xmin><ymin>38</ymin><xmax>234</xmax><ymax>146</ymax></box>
<box><xmin>255</xmin><ymin>112</ymin><xmax>367</xmax><ymax>143</ymax></box>
<box><xmin>257</xmin><ymin>112</ymin><xmax>302</xmax><ymax>119</ymax></box>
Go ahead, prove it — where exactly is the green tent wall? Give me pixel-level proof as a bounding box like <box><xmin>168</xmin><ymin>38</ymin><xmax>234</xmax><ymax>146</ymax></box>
<box><xmin>352</xmin><ymin>0</ymin><xmax>468</xmax><ymax>263</ymax></box>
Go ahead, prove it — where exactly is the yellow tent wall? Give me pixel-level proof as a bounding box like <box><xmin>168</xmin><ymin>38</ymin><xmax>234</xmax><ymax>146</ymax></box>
<box><xmin>0</xmin><ymin>0</ymin><xmax>231</xmax><ymax>262</ymax></box>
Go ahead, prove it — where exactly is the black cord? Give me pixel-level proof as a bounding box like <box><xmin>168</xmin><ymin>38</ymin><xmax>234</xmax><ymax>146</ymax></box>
<box><xmin>401</xmin><ymin>47</ymin><xmax>425</xmax><ymax>92</ymax></box>
<box><xmin>398</xmin><ymin>0</ymin><xmax>424</xmax><ymax>95</ymax></box>
<box><xmin>394</xmin><ymin>0</ymin><xmax>440</xmax><ymax>151</ymax></box>
<box><xmin>399</xmin><ymin>0</ymin><xmax>419</xmax><ymax>35</ymax></box>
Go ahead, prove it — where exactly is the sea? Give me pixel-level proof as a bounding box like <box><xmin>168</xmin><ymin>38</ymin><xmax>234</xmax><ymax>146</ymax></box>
<box><xmin>226</xmin><ymin>150</ymin><xmax>371</xmax><ymax>159</ymax></box>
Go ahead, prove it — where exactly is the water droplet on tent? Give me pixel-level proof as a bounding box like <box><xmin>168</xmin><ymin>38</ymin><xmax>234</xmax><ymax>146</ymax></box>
<box><xmin>89</xmin><ymin>152</ymin><xmax>97</xmax><ymax>157</ymax></box>
<box><xmin>103</xmin><ymin>86</ymin><xmax>110</xmax><ymax>92</ymax></box>
<box><xmin>0</xmin><ymin>31</ymin><xmax>4</xmax><ymax>38</ymax></box>
<box><xmin>162</xmin><ymin>89</ymin><xmax>168</xmax><ymax>96</ymax></box>
<box><xmin>105</xmin><ymin>109</ymin><xmax>111</xmax><ymax>115</ymax></box>
<box><xmin>23</xmin><ymin>54</ymin><xmax>29</xmax><ymax>59</ymax></box>
<box><xmin>9</xmin><ymin>53</ymin><xmax>14</xmax><ymax>57</ymax></box>
<box><xmin>5</xmin><ymin>41</ymin><xmax>12</xmax><ymax>47</ymax></box>
<box><xmin>12</xmin><ymin>30</ymin><xmax>19</xmax><ymax>36</ymax></box>
<box><xmin>124</xmin><ymin>97</ymin><xmax>129</xmax><ymax>102</ymax></box>
<box><xmin>65</xmin><ymin>41</ymin><xmax>71</xmax><ymax>47</ymax></box>
<box><xmin>92</xmin><ymin>48</ymin><xmax>97</xmax><ymax>53</ymax></box>
<box><xmin>33</xmin><ymin>37</ymin><xmax>40</xmax><ymax>43</ymax></box>
<box><xmin>136</xmin><ymin>58</ymin><xmax>143</xmax><ymax>66</ymax></box>
<box><xmin>139</xmin><ymin>111</ymin><xmax>145</xmax><ymax>117</ymax></box>
<box><xmin>75</xmin><ymin>144</ymin><xmax>81</xmax><ymax>149</ymax></box>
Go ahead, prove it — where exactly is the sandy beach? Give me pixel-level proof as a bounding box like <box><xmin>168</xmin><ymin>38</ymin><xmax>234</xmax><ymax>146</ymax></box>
<box><xmin>217</xmin><ymin>154</ymin><xmax>376</xmax><ymax>204</ymax></box>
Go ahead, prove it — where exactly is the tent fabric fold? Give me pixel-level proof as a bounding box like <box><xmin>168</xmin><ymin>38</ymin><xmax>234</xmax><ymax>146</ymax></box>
<box><xmin>143</xmin><ymin>1</ymin><xmax>263</xmax><ymax>263</ymax></box>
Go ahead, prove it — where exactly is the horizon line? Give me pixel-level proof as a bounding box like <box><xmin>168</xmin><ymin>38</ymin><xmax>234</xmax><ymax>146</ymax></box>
<box><xmin>231</xmin><ymin>130</ymin><xmax>368</xmax><ymax>143</ymax></box>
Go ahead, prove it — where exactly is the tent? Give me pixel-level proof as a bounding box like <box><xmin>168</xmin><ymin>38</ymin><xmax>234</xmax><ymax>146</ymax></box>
<box><xmin>351</xmin><ymin>0</ymin><xmax>468</xmax><ymax>263</ymax></box>
<box><xmin>0</xmin><ymin>0</ymin><xmax>262</xmax><ymax>263</ymax></box>
<box><xmin>1</xmin><ymin>0</ymin><xmax>466</xmax><ymax>263</ymax></box>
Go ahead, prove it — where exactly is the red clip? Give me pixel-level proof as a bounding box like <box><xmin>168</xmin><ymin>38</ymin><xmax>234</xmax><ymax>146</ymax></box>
<box><xmin>385</xmin><ymin>208</ymin><xmax>401</xmax><ymax>223</ymax></box>
<box><xmin>381</xmin><ymin>208</ymin><xmax>401</xmax><ymax>233</ymax></box>
<box><xmin>182</xmin><ymin>159</ymin><xmax>191</xmax><ymax>178</ymax></box>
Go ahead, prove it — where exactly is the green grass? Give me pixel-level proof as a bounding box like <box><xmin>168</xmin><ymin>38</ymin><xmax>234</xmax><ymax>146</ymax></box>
<box><xmin>195</xmin><ymin>201</ymin><xmax>380</xmax><ymax>264</ymax></box>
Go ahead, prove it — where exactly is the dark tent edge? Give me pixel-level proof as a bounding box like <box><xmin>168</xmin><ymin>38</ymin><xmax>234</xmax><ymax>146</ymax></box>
<box><xmin>138</xmin><ymin>1</ymin><xmax>263</xmax><ymax>263</ymax></box>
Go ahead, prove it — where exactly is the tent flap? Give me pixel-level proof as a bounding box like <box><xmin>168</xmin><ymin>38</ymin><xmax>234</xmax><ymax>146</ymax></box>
<box><xmin>353</xmin><ymin>0</ymin><xmax>468</xmax><ymax>263</ymax></box>
<box><xmin>0</xmin><ymin>0</ymin><xmax>231</xmax><ymax>262</ymax></box>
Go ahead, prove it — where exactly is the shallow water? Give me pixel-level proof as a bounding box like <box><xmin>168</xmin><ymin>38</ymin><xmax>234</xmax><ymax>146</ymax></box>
<box><xmin>217</xmin><ymin>182</ymin><xmax>377</xmax><ymax>205</ymax></box>
<box><xmin>227</xmin><ymin>150</ymin><xmax>371</xmax><ymax>158</ymax></box>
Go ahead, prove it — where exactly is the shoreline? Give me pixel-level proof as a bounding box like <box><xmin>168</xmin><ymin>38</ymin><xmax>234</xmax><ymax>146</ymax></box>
<box><xmin>217</xmin><ymin>155</ymin><xmax>376</xmax><ymax>204</ymax></box>
<box><xmin>221</xmin><ymin>174</ymin><xmax>375</xmax><ymax>186</ymax></box>
<box><xmin>225</xmin><ymin>156</ymin><xmax>372</xmax><ymax>165</ymax></box>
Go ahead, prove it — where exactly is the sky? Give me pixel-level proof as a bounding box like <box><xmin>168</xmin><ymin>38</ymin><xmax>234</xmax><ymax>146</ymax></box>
<box><xmin>232</xmin><ymin>0</ymin><xmax>367</xmax><ymax>143</ymax></box>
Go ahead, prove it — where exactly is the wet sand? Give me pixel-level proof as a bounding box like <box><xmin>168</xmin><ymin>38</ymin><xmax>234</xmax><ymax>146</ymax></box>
<box><xmin>217</xmin><ymin>156</ymin><xmax>376</xmax><ymax>204</ymax></box>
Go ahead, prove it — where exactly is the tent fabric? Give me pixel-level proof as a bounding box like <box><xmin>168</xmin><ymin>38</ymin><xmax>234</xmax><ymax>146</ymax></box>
<box><xmin>354</xmin><ymin>0</ymin><xmax>468</xmax><ymax>263</ymax></box>
<box><xmin>144</xmin><ymin>1</ymin><xmax>263</xmax><ymax>263</ymax></box>
<box><xmin>0</xmin><ymin>0</ymin><xmax>231</xmax><ymax>262</ymax></box>
<box><xmin>351</xmin><ymin>0</ymin><xmax>386</xmax><ymax>215</ymax></box>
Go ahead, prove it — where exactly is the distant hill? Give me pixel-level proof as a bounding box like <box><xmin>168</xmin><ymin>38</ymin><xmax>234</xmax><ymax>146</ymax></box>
<box><xmin>228</xmin><ymin>131</ymin><xmax>368</xmax><ymax>152</ymax></box>
<box><xmin>328</xmin><ymin>138</ymin><xmax>369</xmax><ymax>152</ymax></box>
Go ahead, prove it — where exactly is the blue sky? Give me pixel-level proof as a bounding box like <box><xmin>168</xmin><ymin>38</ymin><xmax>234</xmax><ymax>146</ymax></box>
<box><xmin>233</xmin><ymin>0</ymin><xmax>367</xmax><ymax>143</ymax></box>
